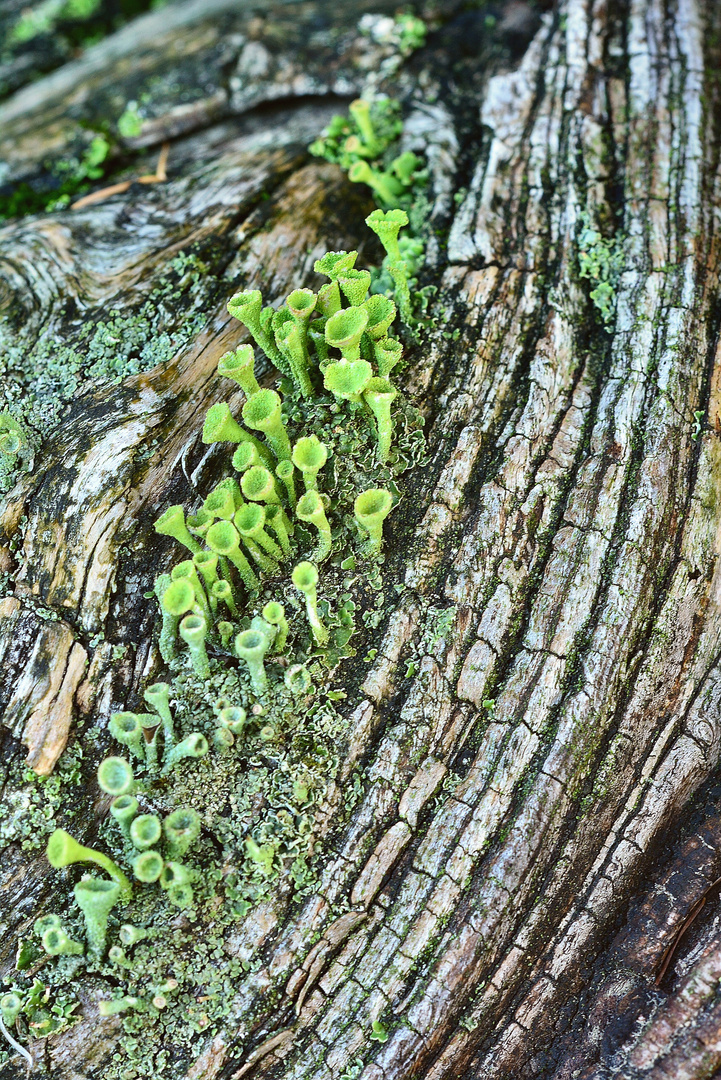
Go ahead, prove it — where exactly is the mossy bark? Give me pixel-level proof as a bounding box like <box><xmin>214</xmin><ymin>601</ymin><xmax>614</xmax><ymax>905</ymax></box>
<box><xmin>2</xmin><ymin>0</ymin><xmax>721</xmax><ymax>1078</ymax></box>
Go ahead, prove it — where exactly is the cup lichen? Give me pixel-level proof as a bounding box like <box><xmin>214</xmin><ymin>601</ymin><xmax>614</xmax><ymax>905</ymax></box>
<box><xmin>262</xmin><ymin>601</ymin><xmax>288</xmax><ymax>652</ymax></box>
<box><xmin>129</xmin><ymin>814</ymin><xmax>162</xmax><ymax>851</ymax></box>
<box><xmin>132</xmin><ymin>851</ymin><xmax>164</xmax><ymax>883</ymax></box>
<box><xmin>205</xmin><ymin>521</ymin><xmax>258</xmax><ymax>592</ymax></box>
<box><xmin>73</xmin><ymin>877</ymin><xmax>122</xmax><ymax>959</ymax></box>
<box><xmin>295</xmin><ymin>491</ymin><xmax>332</xmax><ymax>561</ymax></box>
<box><xmin>110</xmin><ymin>794</ymin><xmax>139</xmax><ymax>838</ymax></box>
<box><xmin>363</xmin><ymin>377</ymin><xmax>398</xmax><ymax>463</ymax></box>
<box><xmin>161</xmin><ymin>732</ymin><xmax>209</xmax><ymax>774</ymax></box>
<box><xmin>354</xmin><ymin>488</ymin><xmax>394</xmax><ymax>552</ymax></box>
<box><xmin>154</xmin><ymin>505</ymin><xmax>201</xmax><ymax>555</ymax></box>
<box><xmin>178</xmin><ymin>614</ymin><xmax>211</xmax><ymax>679</ymax></box>
<box><xmin>163</xmin><ymin>808</ymin><xmax>202</xmax><ymax>859</ymax></box>
<box><xmin>97</xmin><ymin>757</ymin><xmax>135</xmax><ymax>798</ymax></box>
<box><xmin>365</xmin><ymin>208</ymin><xmax>413</xmax><ymax>326</ymax></box>
<box><xmin>235</xmin><ymin>628</ymin><xmax>271</xmax><ymax>694</ymax></box>
<box><xmin>291</xmin><ymin>436</ymin><xmax>328</xmax><ymax>491</ymax></box>
<box><xmin>109</xmin><ymin>712</ymin><xmax>145</xmax><ymax>761</ymax></box>
<box><xmin>242</xmin><ymin>389</ymin><xmax>292</xmax><ymax>461</ymax></box>
<box><xmin>324</xmin><ymin>306</ymin><xmax>369</xmax><ymax>362</ymax></box>
<box><xmin>291</xmin><ymin>562</ymin><xmax>328</xmax><ymax>645</ymax></box>
<box><xmin>241</xmin><ymin>464</ymin><xmax>281</xmax><ymax>505</ymax></box>
<box><xmin>217</xmin><ymin>344</ymin><xmax>260</xmax><ymax>396</ymax></box>
<box><xmin>143</xmin><ymin>682</ymin><xmax>174</xmax><ymax>746</ymax></box>
<box><xmin>42</xmin><ymin>927</ymin><xmax>84</xmax><ymax>956</ymax></box>
<box><xmin>30</xmin><ymin>209</ymin><xmax>428</xmax><ymax>1068</ymax></box>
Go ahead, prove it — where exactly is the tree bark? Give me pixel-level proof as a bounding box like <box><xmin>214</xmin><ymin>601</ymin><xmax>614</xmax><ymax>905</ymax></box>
<box><xmin>2</xmin><ymin>1</ymin><xmax>721</xmax><ymax>1078</ymax></box>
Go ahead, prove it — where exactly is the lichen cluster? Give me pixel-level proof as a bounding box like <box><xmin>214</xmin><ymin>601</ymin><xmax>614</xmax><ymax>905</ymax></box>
<box><xmin>0</xmin><ymin>411</ymin><xmax>28</xmax><ymax>494</ymax></box>
<box><xmin>0</xmin><ymin>211</ymin><xmax>429</xmax><ymax>1072</ymax></box>
<box><xmin>153</xmin><ymin>221</ymin><xmax>414</xmax><ymax>685</ymax></box>
<box><xmin>310</xmin><ymin>98</ymin><xmax>429</xmax><ymax>318</ymax></box>
<box><xmin>0</xmin><ymin>20</ymin><xmax>440</xmax><ymax>1054</ymax></box>
<box><xmin>310</xmin><ymin>97</ymin><xmax>425</xmax><ymax>210</ymax></box>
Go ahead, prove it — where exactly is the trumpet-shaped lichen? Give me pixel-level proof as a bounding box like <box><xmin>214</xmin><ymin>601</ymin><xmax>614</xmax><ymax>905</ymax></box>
<box><xmin>308</xmin><ymin>90</ymin><xmax>430</xmax><ymax>329</ymax></box>
<box><xmin>73</xmin><ymin>877</ymin><xmax>121</xmax><ymax>959</ymax></box>
<box><xmin>309</xmin><ymin>98</ymin><xmax>425</xmax><ymax>210</ymax></box>
<box><xmin>30</xmin><ymin>219</ymin><xmax>429</xmax><ymax>1075</ymax></box>
<box><xmin>46</xmin><ymin>827</ymin><xmax>132</xmax><ymax>897</ymax></box>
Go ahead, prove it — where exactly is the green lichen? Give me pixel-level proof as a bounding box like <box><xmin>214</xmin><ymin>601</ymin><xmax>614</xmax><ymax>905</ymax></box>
<box><xmin>23</xmin><ymin>224</ymin><xmax>429</xmax><ymax>1074</ymax></box>
<box><xmin>0</xmin><ymin>132</ymin><xmax>111</xmax><ymax>221</ymax></box>
<box><xmin>8</xmin><ymin>0</ymin><xmax>102</xmax><ymax>44</ymax></box>
<box><xmin>309</xmin><ymin>92</ymin><xmax>430</xmax><ymax>325</ymax></box>
<box><xmin>339</xmin><ymin>1059</ymin><xmax>367</xmax><ymax>1080</ymax></box>
<box><xmin>309</xmin><ymin>97</ymin><xmax>404</xmax><ymax>175</ymax></box>
<box><xmin>0</xmin><ymin>252</ymin><xmax>218</xmax><ymax>493</ymax></box>
<box><xmin>47</xmin><ymin>826</ymin><xmax>132</xmax><ymax>897</ymax></box>
<box><xmin>577</xmin><ymin>210</ymin><xmax>624</xmax><ymax>326</ymax></box>
<box><xmin>0</xmin><ymin>745</ymin><xmax>84</xmax><ymax>852</ymax></box>
<box><xmin>117</xmin><ymin>100</ymin><xmax>144</xmax><ymax>139</ymax></box>
<box><xmin>0</xmin><ymin>977</ymin><xmax>78</xmax><ymax>1067</ymax></box>
<box><xmin>423</xmin><ymin>604</ymin><xmax>458</xmax><ymax>652</ymax></box>
<box><xmin>394</xmin><ymin>13</ymin><xmax>427</xmax><ymax>55</ymax></box>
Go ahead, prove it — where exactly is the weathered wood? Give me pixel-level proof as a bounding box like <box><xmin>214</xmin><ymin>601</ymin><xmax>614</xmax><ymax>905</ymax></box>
<box><xmin>2</xmin><ymin>0</ymin><xmax>721</xmax><ymax>1078</ymax></box>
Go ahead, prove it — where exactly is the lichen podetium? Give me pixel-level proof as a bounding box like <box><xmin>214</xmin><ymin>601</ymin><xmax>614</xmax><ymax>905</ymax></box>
<box><xmin>309</xmin><ymin>91</ymin><xmax>432</xmax><ymax>330</ymax></box>
<box><xmin>13</xmin><ymin>219</ymin><xmax>428</xmax><ymax>1076</ymax></box>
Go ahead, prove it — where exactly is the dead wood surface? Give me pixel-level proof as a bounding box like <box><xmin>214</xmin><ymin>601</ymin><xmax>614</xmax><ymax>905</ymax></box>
<box><xmin>3</xmin><ymin>1</ymin><xmax>721</xmax><ymax>1079</ymax></box>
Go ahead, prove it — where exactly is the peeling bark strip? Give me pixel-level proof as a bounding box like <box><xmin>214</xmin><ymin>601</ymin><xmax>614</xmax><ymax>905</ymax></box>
<box><xmin>1</xmin><ymin>0</ymin><xmax>721</xmax><ymax>1077</ymax></box>
<box><xmin>230</xmin><ymin>1029</ymin><xmax>295</xmax><ymax>1079</ymax></box>
<box><xmin>0</xmin><ymin>602</ymin><xmax>87</xmax><ymax>773</ymax></box>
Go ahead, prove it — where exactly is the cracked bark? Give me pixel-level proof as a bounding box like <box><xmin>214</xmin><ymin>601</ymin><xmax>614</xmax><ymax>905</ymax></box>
<box><xmin>2</xmin><ymin>0</ymin><xmax>721</xmax><ymax>1077</ymax></box>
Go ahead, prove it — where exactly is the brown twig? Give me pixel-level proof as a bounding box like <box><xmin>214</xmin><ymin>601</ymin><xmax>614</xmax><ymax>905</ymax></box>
<box><xmin>71</xmin><ymin>142</ymin><xmax>170</xmax><ymax>210</ymax></box>
<box><xmin>655</xmin><ymin>876</ymin><xmax>721</xmax><ymax>986</ymax></box>
<box><xmin>151</xmin><ymin>140</ymin><xmax>169</xmax><ymax>182</ymax></box>
<box><xmin>71</xmin><ymin>181</ymin><xmax>133</xmax><ymax>209</ymax></box>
